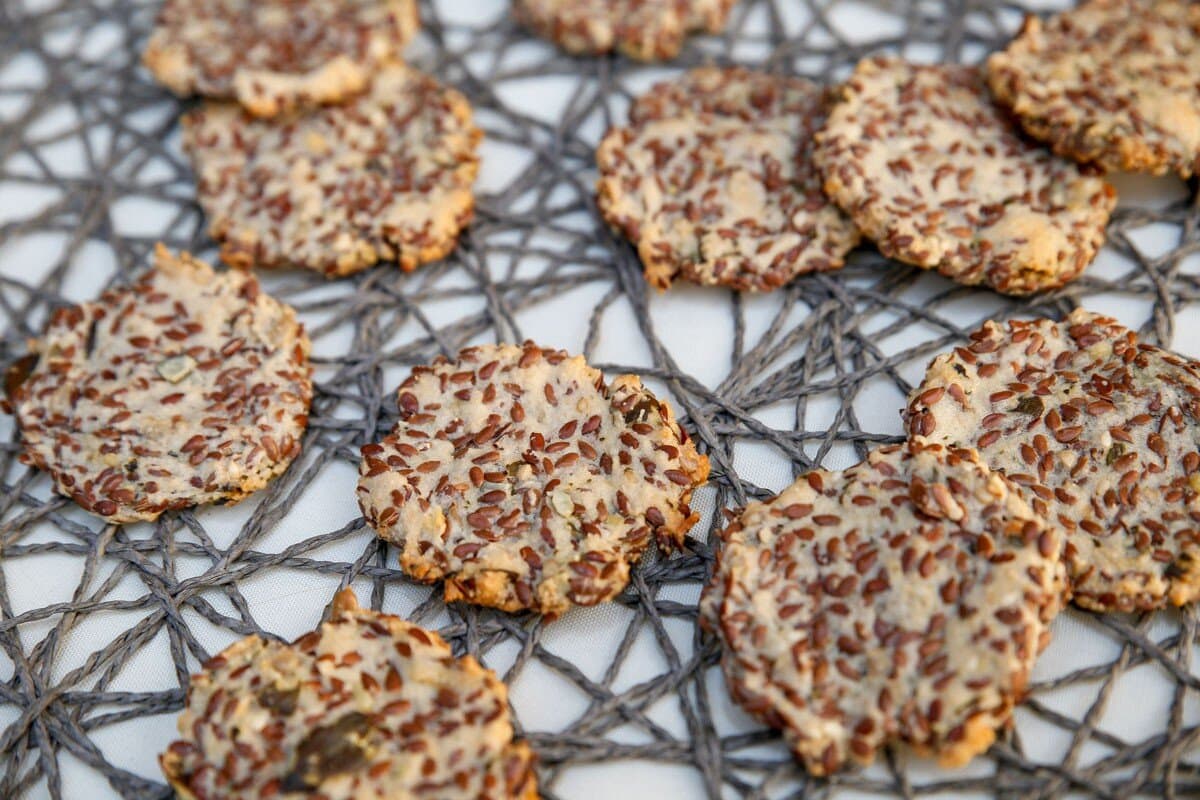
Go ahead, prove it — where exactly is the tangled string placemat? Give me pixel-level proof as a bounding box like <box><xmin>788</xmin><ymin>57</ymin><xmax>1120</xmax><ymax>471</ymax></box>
<box><xmin>1</xmin><ymin>1</ymin><xmax>1198</xmax><ymax>798</ymax></box>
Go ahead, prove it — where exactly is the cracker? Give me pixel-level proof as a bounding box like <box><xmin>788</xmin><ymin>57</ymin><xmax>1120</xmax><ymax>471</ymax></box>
<box><xmin>702</xmin><ymin>443</ymin><xmax>1067</xmax><ymax>775</ymax></box>
<box><xmin>358</xmin><ymin>342</ymin><xmax>709</xmax><ymax>616</ymax></box>
<box><xmin>906</xmin><ymin>309</ymin><xmax>1200</xmax><ymax>612</ymax></box>
<box><xmin>160</xmin><ymin>589</ymin><xmax>538</xmax><ymax>799</ymax></box>
<box><xmin>987</xmin><ymin>0</ymin><xmax>1200</xmax><ymax>178</ymax></box>
<box><xmin>183</xmin><ymin>64</ymin><xmax>481</xmax><ymax>278</ymax></box>
<box><xmin>597</xmin><ymin>66</ymin><xmax>859</xmax><ymax>291</ymax></box>
<box><xmin>143</xmin><ymin>0</ymin><xmax>420</xmax><ymax>117</ymax></box>
<box><xmin>513</xmin><ymin>0</ymin><xmax>736</xmax><ymax>61</ymax></box>
<box><xmin>813</xmin><ymin>57</ymin><xmax>1116</xmax><ymax>295</ymax></box>
<box><xmin>8</xmin><ymin>244</ymin><xmax>312</xmax><ymax>523</ymax></box>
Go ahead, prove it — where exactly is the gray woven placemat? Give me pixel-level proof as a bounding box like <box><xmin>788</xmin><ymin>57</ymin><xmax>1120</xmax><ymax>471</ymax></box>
<box><xmin>1</xmin><ymin>0</ymin><xmax>1198</xmax><ymax>798</ymax></box>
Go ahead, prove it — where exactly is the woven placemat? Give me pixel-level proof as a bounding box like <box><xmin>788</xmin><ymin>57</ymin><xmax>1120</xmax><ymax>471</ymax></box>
<box><xmin>1</xmin><ymin>1</ymin><xmax>1198</xmax><ymax>798</ymax></box>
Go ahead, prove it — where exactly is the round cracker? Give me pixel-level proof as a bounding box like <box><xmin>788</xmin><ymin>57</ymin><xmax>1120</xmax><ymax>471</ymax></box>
<box><xmin>357</xmin><ymin>342</ymin><xmax>710</xmax><ymax>616</ymax></box>
<box><xmin>8</xmin><ymin>244</ymin><xmax>312</xmax><ymax>523</ymax></box>
<box><xmin>513</xmin><ymin>0</ymin><xmax>736</xmax><ymax>61</ymax></box>
<box><xmin>701</xmin><ymin>443</ymin><xmax>1067</xmax><ymax>775</ymax></box>
<box><xmin>813</xmin><ymin>57</ymin><xmax>1115</xmax><ymax>296</ymax></box>
<box><xmin>906</xmin><ymin>309</ymin><xmax>1200</xmax><ymax>612</ymax></box>
<box><xmin>597</xmin><ymin>66</ymin><xmax>860</xmax><ymax>291</ymax></box>
<box><xmin>160</xmin><ymin>589</ymin><xmax>538</xmax><ymax>800</ymax></box>
<box><xmin>143</xmin><ymin>0</ymin><xmax>420</xmax><ymax>118</ymax></box>
<box><xmin>183</xmin><ymin>64</ymin><xmax>481</xmax><ymax>278</ymax></box>
<box><xmin>987</xmin><ymin>0</ymin><xmax>1200</xmax><ymax>178</ymax></box>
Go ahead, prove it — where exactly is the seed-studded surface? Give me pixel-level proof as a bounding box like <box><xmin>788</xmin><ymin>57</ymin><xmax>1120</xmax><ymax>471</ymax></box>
<box><xmin>813</xmin><ymin>58</ymin><xmax>1116</xmax><ymax>296</ymax></box>
<box><xmin>184</xmin><ymin>63</ymin><xmax>481</xmax><ymax>278</ymax></box>
<box><xmin>512</xmin><ymin>0</ymin><xmax>737</xmax><ymax>61</ymax></box>
<box><xmin>596</xmin><ymin>66</ymin><xmax>859</xmax><ymax>292</ymax></box>
<box><xmin>6</xmin><ymin>245</ymin><xmax>312</xmax><ymax>523</ymax></box>
<box><xmin>161</xmin><ymin>589</ymin><xmax>538</xmax><ymax>800</ymax></box>
<box><xmin>702</xmin><ymin>444</ymin><xmax>1068</xmax><ymax>775</ymax></box>
<box><xmin>143</xmin><ymin>0</ymin><xmax>420</xmax><ymax>117</ymax></box>
<box><xmin>906</xmin><ymin>310</ymin><xmax>1200</xmax><ymax>613</ymax></box>
<box><xmin>358</xmin><ymin>342</ymin><xmax>709</xmax><ymax>616</ymax></box>
<box><xmin>987</xmin><ymin>0</ymin><xmax>1200</xmax><ymax>178</ymax></box>
<box><xmin>5</xmin><ymin>2</ymin><xmax>1200</xmax><ymax>799</ymax></box>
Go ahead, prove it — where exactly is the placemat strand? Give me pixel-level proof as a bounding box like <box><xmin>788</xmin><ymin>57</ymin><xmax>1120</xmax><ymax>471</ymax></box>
<box><xmin>0</xmin><ymin>1</ymin><xmax>1198</xmax><ymax>799</ymax></box>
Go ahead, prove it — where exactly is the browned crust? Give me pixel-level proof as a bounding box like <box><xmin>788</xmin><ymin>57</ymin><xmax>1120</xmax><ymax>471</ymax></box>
<box><xmin>596</xmin><ymin>66</ymin><xmax>859</xmax><ymax>292</ymax></box>
<box><xmin>701</xmin><ymin>443</ymin><xmax>1067</xmax><ymax>775</ymax></box>
<box><xmin>159</xmin><ymin>754</ymin><xmax>200</xmax><ymax>800</ymax></box>
<box><xmin>160</xmin><ymin>588</ymin><xmax>540</xmax><ymax>798</ymax></box>
<box><xmin>358</xmin><ymin>342</ymin><xmax>710</xmax><ymax>616</ymax></box>
<box><xmin>814</xmin><ymin>57</ymin><xmax>1116</xmax><ymax>296</ymax></box>
<box><xmin>905</xmin><ymin>310</ymin><xmax>1200</xmax><ymax>612</ymax></box>
<box><xmin>986</xmin><ymin>1</ymin><xmax>1200</xmax><ymax>178</ymax></box>
<box><xmin>216</xmin><ymin>190</ymin><xmax>477</xmax><ymax>276</ymax></box>
<box><xmin>437</xmin><ymin>439</ymin><xmax>709</xmax><ymax>615</ymax></box>
<box><xmin>142</xmin><ymin>0</ymin><xmax>420</xmax><ymax>117</ymax></box>
<box><xmin>513</xmin><ymin>0</ymin><xmax>737</xmax><ymax>61</ymax></box>
<box><xmin>506</xmin><ymin>741</ymin><xmax>541</xmax><ymax>800</ymax></box>
<box><xmin>988</xmin><ymin>62</ymin><xmax>1186</xmax><ymax>177</ymax></box>
<box><xmin>184</xmin><ymin>65</ymin><xmax>481</xmax><ymax>277</ymax></box>
<box><xmin>10</xmin><ymin>243</ymin><xmax>312</xmax><ymax>523</ymax></box>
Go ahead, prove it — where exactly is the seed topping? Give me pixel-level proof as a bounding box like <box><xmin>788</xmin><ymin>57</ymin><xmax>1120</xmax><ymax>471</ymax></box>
<box><xmin>702</xmin><ymin>443</ymin><xmax>1067</xmax><ymax>774</ymax></box>
<box><xmin>357</xmin><ymin>342</ymin><xmax>709</xmax><ymax>616</ymax></box>
<box><xmin>183</xmin><ymin>63</ymin><xmax>481</xmax><ymax>278</ymax></box>
<box><xmin>8</xmin><ymin>244</ymin><xmax>312</xmax><ymax>523</ymax></box>
<box><xmin>813</xmin><ymin>57</ymin><xmax>1115</xmax><ymax>295</ymax></box>
<box><xmin>159</xmin><ymin>589</ymin><xmax>538</xmax><ymax>799</ymax></box>
<box><xmin>143</xmin><ymin>0</ymin><xmax>420</xmax><ymax>117</ymax></box>
<box><xmin>987</xmin><ymin>0</ymin><xmax>1200</xmax><ymax>178</ymax></box>
<box><xmin>906</xmin><ymin>309</ymin><xmax>1200</xmax><ymax>611</ymax></box>
<box><xmin>597</xmin><ymin>66</ymin><xmax>858</xmax><ymax>292</ymax></box>
<box><xmin>513</xmin><ymin>0</ymin><xmax>736</xmax><ymax>61</ymax></box>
